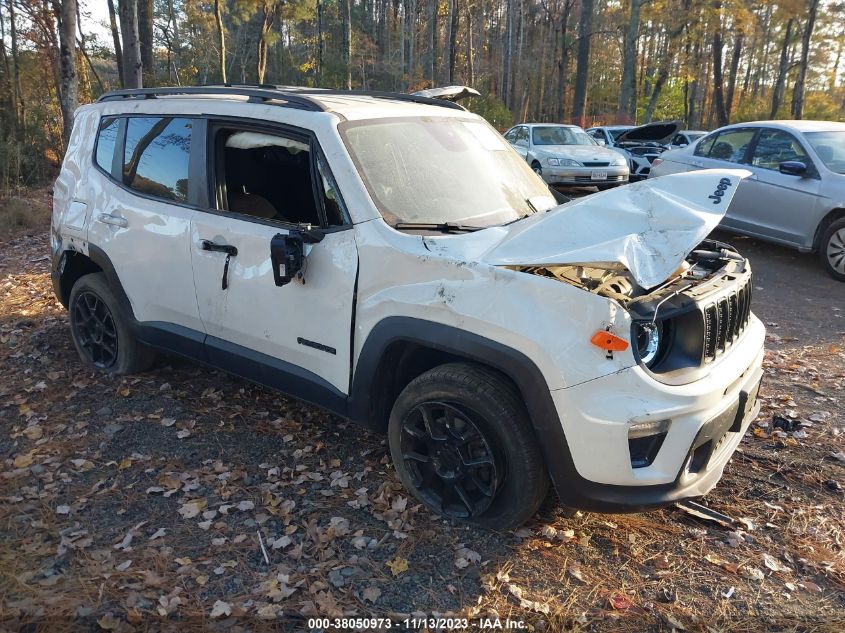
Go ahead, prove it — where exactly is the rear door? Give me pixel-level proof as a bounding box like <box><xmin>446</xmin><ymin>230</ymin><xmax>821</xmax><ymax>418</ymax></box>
<box><xmin>686</xmin><ymin>127</ymin><xmax>757</xmax><ymax>233</ymax></box>
<box><xmin>189</xmin><ymin>120</ymin><xmax>358</xmax><ymax>398</ymax></box>
<box><xmin>86</xmin><ymin>115</ymin><xmax>204</xmax><ymax>337</ymax></box>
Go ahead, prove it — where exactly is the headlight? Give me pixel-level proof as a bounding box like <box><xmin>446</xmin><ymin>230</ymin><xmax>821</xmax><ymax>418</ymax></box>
<box><xmin>634</xmin><ymin>321</ymin><xmax>664</xmax><ymax>367</ymax></box>
<box><xmin>550</xmin><ymin>158</ymin><xmax>581</xmax><ymax>167</ymax></box>
<box><xmin>611</xmin><ymin>155</ymin><xmax>628</xmax><ymax>166</ymax></box>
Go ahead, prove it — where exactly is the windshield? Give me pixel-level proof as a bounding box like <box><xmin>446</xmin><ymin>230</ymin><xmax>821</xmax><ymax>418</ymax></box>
<box><xmin>804</xmin><ymin>131</ymin><xmax>845</xmax><ymax>174</ymax></box>
<box><xmin>609</xmin><ymin>128</ymin><xmax>633</xmax><ymax>140</ymax></box>
<box><xmin>687</xmin><ymin>132</ymin><xmax>705</xmax><ymax>141</ymax></box>
<box><xmin>340</xmin><ymin>117</ymin><xmax>557</xmax><ymax>227</ymax></box>
<box><xmin>532</xmin><ymin>126</ymin><xmax>595</xmax><ymax>146</ymax></box>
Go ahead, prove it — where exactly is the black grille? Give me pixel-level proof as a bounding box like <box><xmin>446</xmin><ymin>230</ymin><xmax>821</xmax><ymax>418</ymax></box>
<box><xmin>582</xmin><ymin>161</ymin><xmax>610</xmax><ymax>167</ymax></box>
<box><xmin>702</xmin><ymin>277</ymin><xmax>752</xmax><ymax>362</ymax></box>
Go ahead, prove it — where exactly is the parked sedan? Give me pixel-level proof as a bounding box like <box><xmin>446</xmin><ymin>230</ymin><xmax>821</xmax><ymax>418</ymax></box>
<box><xmin>587</xmin><ymin>121</ymin><xmax>681</xmax><ymax>181</ymax></box>
<box><xmin>504</xmin><ymin>124</ymin><xmax>629</xmax><ymax>189</ymax></box>
<box><xmin>650</xmin><ymin>120</ymin><xmax>845</xmax><ymax>280</ymax></box>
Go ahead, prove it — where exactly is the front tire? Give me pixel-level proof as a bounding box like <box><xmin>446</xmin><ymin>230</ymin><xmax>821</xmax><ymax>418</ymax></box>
<box><xmin>531</xmin><ymin>162</ymin><xmax>543</xmax><ymax>177</ymax></box>
<box><xmin>820</xmin><ymin>217</ymin><xmax>845</xmax><ymax>281</ymax></box>
<box><xmin>388</xmin><ymin>363</ymin><xmax>550</xmax><ymax>530</ymax></box>
<box><xmin>68</xmin><ymin>272</ymin><xmax>155</xmax><ymax>374</ymax></box>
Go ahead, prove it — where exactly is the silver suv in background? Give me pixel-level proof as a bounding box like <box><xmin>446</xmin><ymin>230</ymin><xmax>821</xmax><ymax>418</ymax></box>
<box><xmin>650</xmin><ymin>120</ymin><xmax>845</xmax><ymax>281</ymax></box>
<box><xmin>504</xmin><ymin>123</ymin><xmax>629</xmax><ymax>189</ymax></box>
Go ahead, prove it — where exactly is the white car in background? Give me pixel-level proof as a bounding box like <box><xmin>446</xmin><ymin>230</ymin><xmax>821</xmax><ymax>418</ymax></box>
<box><xmin>504</xmin><ymin>123</ymin><xmax>629</xmax><ymax>189</ymax></box>
<box><xmin>587</xmin><ymin>121</ymin><xmax>681</xmax><ymax>181</ymax></box>
<box><xmin>650</xmin><ymin>120</ymin><xmax>845</xmax><ymax>280</ymax></box>
<box><xmin>671</xmin><ymin>130</ymin><xmax>708</xmax><ymax>148</ymax></box>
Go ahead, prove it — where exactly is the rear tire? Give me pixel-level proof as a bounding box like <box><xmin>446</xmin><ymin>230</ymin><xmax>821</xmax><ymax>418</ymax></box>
<box><xmin>68</xmin><ymin>272</ymin><xmax>155</xmax><ymax>374</ymax></box>
<box><xmin>820</xmin><ymin>217</ymin><xmax>845</xmax><ymax>281</ymax></box>
<box><xmin>388</xmin><ymin>363</ymin><xmax>550</xmax><ymax>530</ymax></box>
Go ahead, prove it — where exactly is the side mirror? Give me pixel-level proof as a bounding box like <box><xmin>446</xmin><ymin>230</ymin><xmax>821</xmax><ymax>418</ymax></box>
<box><xmin>678</xmin><ymin>143</ymin><xmax>688</xmax><ymax>148</ymax></box>
<box><xmin>779</xmin><ymin>160</ymin><xmax>807</xmax><ymax>176</ymax></box>
<box><xmin>270</xmin><ymin>228</ymin><xmax>322</xmax><ymax>287</ymax></box>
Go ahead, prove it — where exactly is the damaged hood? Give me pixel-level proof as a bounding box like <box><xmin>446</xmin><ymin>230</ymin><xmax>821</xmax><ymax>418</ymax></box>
<box><xmin>479</xmin><ymin>169</ymin><xmax>751</xmax><ymax>288</ymax></box>
<box><xmin>616</xmin><ymin>120</ymin><xmax>682</xmax><ymax>144</ymax></box>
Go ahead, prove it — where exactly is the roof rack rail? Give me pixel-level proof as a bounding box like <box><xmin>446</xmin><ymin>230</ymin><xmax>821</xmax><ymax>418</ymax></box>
<box><xmin>97</xmin><ymin>86</ymin><xmax>325</xmax><ymax>112</ymax></box>
<box><xmin>288</xmin><ymin>88</ymin><xmax>467</xmax><ymax>111</ymax></box>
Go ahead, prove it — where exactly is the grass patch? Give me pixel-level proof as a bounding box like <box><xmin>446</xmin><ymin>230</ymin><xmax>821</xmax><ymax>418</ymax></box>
<box><xmin>0</xmin><ymin>193</ymin><xmax>51</xmax><ymax>233</ymax></box>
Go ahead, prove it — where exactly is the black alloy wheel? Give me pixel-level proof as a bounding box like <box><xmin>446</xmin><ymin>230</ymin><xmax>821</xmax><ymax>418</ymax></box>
<box><xmin>71</xmin><ymin>290</ymin><xmax>118</xmax><ymax>368</ymax></box>
<box><xmin>399</xmin><ymin>401</ymin><xmax>503</xmax><ymax>519</ymax></box>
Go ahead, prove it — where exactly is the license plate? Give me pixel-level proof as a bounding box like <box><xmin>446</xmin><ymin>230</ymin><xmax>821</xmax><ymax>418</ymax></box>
<box><xmin>591</xmin><ymin>170</ymin><xmax>608</xmax><ymax>180</ymax></box>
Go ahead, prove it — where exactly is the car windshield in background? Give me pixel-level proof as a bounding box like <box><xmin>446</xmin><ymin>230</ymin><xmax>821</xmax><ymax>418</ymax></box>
<box><xmin>687</xmin><ymin>132</ymin><xmax>705</xmax><ymax>141</ymax></box>
<box><xmin>610</xmin><ymin>128</ymin><xmax>633</xmax><ymax>140</ymax></box>
<box><xmin>804</xmin><ymin>131</ymin><xmax>845</xmax><ymax>174</ymax></box>
<box><xmin>340</xmin><ymin>117</ymin><xmax>557</xmax><ymax>227</ymax></box>
<box><xmin>532</xmin><ymin>126</ymin><xmax>595</xmax><ymax>146</ymax></box>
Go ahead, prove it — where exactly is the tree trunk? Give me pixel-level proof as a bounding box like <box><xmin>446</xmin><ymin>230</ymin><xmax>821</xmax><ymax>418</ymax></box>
<box><xmin>428</xmin><ymin>0</ymin><xmax>437</xmax><ymax>85</ymax></box>
<box><xmin>572</xmin><ymin>0</ymin><xmax>593</xmax><ymax>127</ymax></box>
<box><xmin>770</xmin><ymin>18</ymin><xmax>794</xmax><ymax>118</ymax></box>
<box><xmin>448</xmin><ymin>0</ymin><xmax>458</xmax><ymax>83</ymax></box>
<box><xmin>119</xmin><ymin>0</ymin><xmax>143</xmax><ymax>88</ymax></box>
<box><xmin>711</xmin><ymin>2</ymin><xmax>728</xmax><ymax>128</ymax></box>
<box><xmin>53</xmin><ymin>0</ymin><xmax>78</xmax><ymax>149</ymax></box>
<box><xmin>106</xmin><ymin>0</ymin><xmax>124</xmax><ymax>87</ymax></box>
<box><xmin>342</xmin><ymin>0</ymin><xmax>352</xmax><ymax>89</ymax></box>
<box><xmin>213</xmin><ymin>0</ymin><xmax>227</xmax><ymax>83</ymax></box>
<box><xmin>137</xmin><ymin>0</ymin><xmax>153</xmax><ymax>84</ymax></box>
<box><xmin>0</xmin><ymin>0</ymin><xmax>15</xmax><ymax>139</ymax></box>
<box><xmin>557</xmin><ymin>0</ymin><xmax>574</xmax><ymax>121</ymax></box>
<box><xmin>316</xmin><ymin>0</ymin><xmax>324</xmax><ymax>83</ymax></box>
<box><xmin>791</xmin><ymin>0</ymin><xmax>820</xmax><ymax>119</ymax></box>
<box><xmin>724</xmin><ymin>30</ymin><xmax>743</xmax><ymax>121</ymax></box>
<box><xmin>8</xmin><ymin>0</ymin><xmax>23</xmax><ymax>126</ymax></box>
<box><xmin>502</xmin><ymin>0</ymin><xmax>514</xmax><ymax>107</ymax></box>
<box><xmin>618</xmin><ymin>0</ymin><xmax>644</xmax><ymax>123</ymax></box>
<box><xmin>256</xmin><ymin>1</ymin><xmax>275</xmax><ymax>85</ymax></box>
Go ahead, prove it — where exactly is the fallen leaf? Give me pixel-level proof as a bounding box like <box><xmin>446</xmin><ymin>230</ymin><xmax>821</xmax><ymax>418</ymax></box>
<box><xmin>56</xmin><ymin>505</ymin><xmax>70</xmax><ymax>515</ymax></box>
<box><xmin>762</xmin><ymin>553</ymin><xmax>791</xmax><ymax>573</ymax></box>
<box><xmin>362</xmin><ymin>586</ymin><xmax>381</xmax><ymax>603</ymax></box>
<box><xmin>609</xmin><ymin>594</ymin><xmax>633</xmax><ymax>610</ymax></box>
<box><xmin>13</xmin><ymin>453</ymin><xmax>34</xmax><ymax>468</ymax></box>
<box><xmin>210</xmin><ymin>600</ymin><xmax>232</xmax><ymax>618</ymax></box>
<box><xmin>115</xmin><ymin>560</ymin><xmax>132</xmax><ymax>572</ymax></box>
<box><xmin>386</xmin><ymin>557</ymin><xmax>409</xmax><ymax>576</ymax></box>
<box><xmin>23</xmin><ymin>425</ymin><xmax>43</xmax><ymax>440</ymax></box>
<box><xmin>97</xmin><ymin>614</ymin><xmax>120</xmax><ymax>630</ymax></box>
<box><xmin>177</xmin><ymin>499</ymin><xmax>207</xmax><ymax>519</ymax></box>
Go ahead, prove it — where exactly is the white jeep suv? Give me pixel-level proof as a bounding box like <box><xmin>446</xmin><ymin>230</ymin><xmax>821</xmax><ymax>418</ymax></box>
<box><xmin>52</xmin><ymin>86</ymin><xmax>765</xmax><ymax>529</ymax></box>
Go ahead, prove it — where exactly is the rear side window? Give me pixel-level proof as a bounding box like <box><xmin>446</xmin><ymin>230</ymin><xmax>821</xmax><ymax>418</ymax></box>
<box><xmin>694</xmin><ymin>133</ymin><xmax>717</xmax><ymax>157</ymax></box>
<box><xmin>123</xmin><ymin>117</ymin><xmax>192</xmax><ymax>202</ymax></box>
<box><xmin>95</xmin><ymin>117</ymin><xmax>119</xmax><ymax>173</ymax></box>
<box><xmin>697</xmin><ymin>129</ymin><xmax>754</xmax><ymax>163</ymax></box>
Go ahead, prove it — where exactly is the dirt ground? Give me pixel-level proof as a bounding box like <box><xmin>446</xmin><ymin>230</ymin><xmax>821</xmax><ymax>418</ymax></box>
<box><xmin>0</xmin><ymin>210</ymin><xmax>843</xmax><ymax>632</ymax></box>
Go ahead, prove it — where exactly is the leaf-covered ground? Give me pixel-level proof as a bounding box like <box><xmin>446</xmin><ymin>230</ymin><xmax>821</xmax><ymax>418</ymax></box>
<box><xmin>1</xmin><ymin>218</ymin><xmax>843</xmax><ymax>631</ymax></box>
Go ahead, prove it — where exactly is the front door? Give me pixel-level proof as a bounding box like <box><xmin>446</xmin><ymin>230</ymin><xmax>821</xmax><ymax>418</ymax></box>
<box><xmin>190</xmin><ymin>122</ymin><xmax>358</xmax><ymax>397</ymax></box>
<box><xmin>730</xmin><ymin>128</ymin><xmax>821</xmax><ymax>246</ymax></box>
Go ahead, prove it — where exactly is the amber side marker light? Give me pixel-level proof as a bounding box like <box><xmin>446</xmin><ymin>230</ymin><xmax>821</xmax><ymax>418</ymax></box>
<box><xmin>590</xmin><ymin>331</ymin><xmax>629</xmax><ymax>352</ymax></box>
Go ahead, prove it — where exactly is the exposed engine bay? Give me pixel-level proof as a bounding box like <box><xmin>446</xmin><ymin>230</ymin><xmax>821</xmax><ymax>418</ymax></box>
<box><xmin>511</xmin><ymin>239</ymin><xmax>747</xmax><ymax>310</ymax></box>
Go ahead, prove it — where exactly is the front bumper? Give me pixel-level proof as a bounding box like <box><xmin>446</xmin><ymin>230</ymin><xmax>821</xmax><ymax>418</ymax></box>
<box><xmin>541</xmin><ymin>165</ymin><xmax>629</xmax><ymax>186</ymax></box>
<box><xmin>546</xmin><ymin>315</ymin><xmax>765</xmax><ymax>512</ymax></box>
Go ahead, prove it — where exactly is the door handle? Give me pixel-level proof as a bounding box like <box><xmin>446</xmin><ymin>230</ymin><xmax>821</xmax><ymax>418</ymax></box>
<box><xmin>200</xmin><ymin>240</ymin><xmax>238</xmax><ymax>256</ymax></box>
<box><xmin>97</xmin><ymin>213</ymin><xmax>128</xmax><ymax>228</ymax></box>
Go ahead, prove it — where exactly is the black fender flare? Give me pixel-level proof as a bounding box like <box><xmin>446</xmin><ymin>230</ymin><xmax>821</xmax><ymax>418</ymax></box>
<box><xmin>348</xmin><ymin>317</ymin><xmax>579</xmax><ymax>497</ymax></box>
<box><xmin>84</xmin><ymin>244</ymin><xmax>137</xmax><ymax>321</ymax></box>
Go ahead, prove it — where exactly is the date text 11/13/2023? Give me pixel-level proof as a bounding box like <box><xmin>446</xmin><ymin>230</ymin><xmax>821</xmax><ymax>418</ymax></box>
<box><xmin>307</xmin><ymin>616</ymin><xmax>529</xmax><ymax>630</ymax></box>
